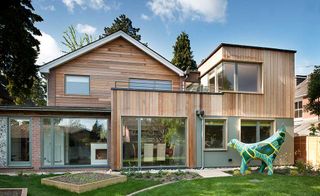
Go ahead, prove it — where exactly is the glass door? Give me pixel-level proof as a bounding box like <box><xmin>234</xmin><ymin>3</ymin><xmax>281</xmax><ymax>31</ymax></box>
<box><xmin>9</xmin><ymin>118</ymin><xmax>31</xmax><ymax>166</ymax></box>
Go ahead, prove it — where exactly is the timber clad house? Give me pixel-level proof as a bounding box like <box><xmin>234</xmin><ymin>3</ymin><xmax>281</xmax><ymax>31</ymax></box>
<box><xmin>0</xmin><ymin>31</ymin><xmax>295</xmax><ymax>171</ymax></box>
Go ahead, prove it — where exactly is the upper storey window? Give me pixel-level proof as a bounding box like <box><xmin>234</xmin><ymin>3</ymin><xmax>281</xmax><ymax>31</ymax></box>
<box><xmin>209</xmin><ymin>62</ymin><xmax>261</xmax><ymax>93</ymax></box>
<box><xmin>65</xmin><ymin>75</ymin><xmax>90</xmax><ymax>95</ymax></box>
<box><xmin>129</xmin><ymin>79</ymin><xmax>172</xmax><ymax>91</ymax></box>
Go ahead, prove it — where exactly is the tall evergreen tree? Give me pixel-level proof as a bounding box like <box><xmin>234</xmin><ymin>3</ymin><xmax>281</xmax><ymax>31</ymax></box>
<box><xmin>0</xmin><ymin>0</ymin><xmax>43</xmax><ymax>104</ymax></box>
<box><xmin>103</xmin><ymin>14</ymin><xmax>141</xmax><ymax>41</ymax></box>
<box><xmin>305</xmin><ymin>66</ymin><xmax>320</xmax><ymax>119</ymax></box>
<box><xmin>172</xmin><ymin>32</ymin><xmax>197</xmax><ymax>71</ymax></box>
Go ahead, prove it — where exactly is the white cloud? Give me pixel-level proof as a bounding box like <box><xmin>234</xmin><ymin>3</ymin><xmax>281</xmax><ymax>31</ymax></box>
<box><xmin>147</xmin><ymin>0</ymin><xmax>227</xmax><ymax>22</ymax></box>
<box><xmin>41</xmin><ymin>5</ymin><xmax>55</xmax><ymax>11</ymax></box>
<box><xmin>62</xmin><ymin>0</ymin><xmax>110</xmax><ymax>12</ymax></box>
<box><xmin>35</xmin><ymin>32</ymin><xmax>63</xmax><ymax>65</ymax></box>
<box><xmin>141</xmin><ymin>14</ymin><xmax>151</xmax><ymax>21</ymax></box>
<box><xmin>76</xmin><ymin>24</ymin><xmax>97</xmax><ymax>34</ymax></box>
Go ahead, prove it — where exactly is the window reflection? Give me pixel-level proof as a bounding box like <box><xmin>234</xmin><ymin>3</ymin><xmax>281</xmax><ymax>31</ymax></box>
<box><xmin>42</xmin><ymin>118</ymin><xmax>108</xmax><ymax>166</ymax></box>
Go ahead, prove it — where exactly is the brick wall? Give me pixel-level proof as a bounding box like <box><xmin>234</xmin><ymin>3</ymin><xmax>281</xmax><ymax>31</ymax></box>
<box><xmin>31</xmin><ymin>117</ymin><xmax>41</xmax><ymax>170</ymax></box>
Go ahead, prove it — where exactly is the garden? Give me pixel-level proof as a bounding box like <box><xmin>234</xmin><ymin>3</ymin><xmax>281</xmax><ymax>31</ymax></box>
<box><xmin>1</xmin><ymin>161</ymin><xmax>320</xmax><ymax>196</ymax></box>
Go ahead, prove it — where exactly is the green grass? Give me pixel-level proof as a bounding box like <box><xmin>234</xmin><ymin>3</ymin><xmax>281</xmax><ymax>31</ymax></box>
<box><xmin>136</xmin><ymin>174</ymin><xmax>320</xmax><ymax>196</ymax></box>
<box><xmin>0</xmin><ymin>174</ymin><xmax>159</xmax><ymax>196</ymax></box>
<box><xmin>1</xmin><ymin>174</ymin><xmax>320</xmax><ymax>196</ymax></box>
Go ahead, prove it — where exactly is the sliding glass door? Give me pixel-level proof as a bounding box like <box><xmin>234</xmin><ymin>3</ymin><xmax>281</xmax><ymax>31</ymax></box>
<box><xmin>41</xmin><ymin>118</ymin><xmax>108</xmax><ymax>167</ymax></box>
<box><xmin>122</xmin><ymin>117</ymin><xmax>186</xmax><ymax>168</ymax></box>
<box><xmin>9</xmin><ymin>118</ymin><xmax>31</xmax><ymax>166</ymax></box>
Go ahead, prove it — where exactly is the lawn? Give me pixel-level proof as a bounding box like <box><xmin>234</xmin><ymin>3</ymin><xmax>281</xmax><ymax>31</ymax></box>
<box><xmin>1</xmin><ymin>174</ymin><xmax>320</xmax><ymax>195</ymax></box>
<box><xmin>0</xmin><ymin>174</ymin><xmax>159</xmax><ymax>196</ymax></box>
<box><xmin>136</xmin><ymin>174</ymin><xmax>320</xmax><ymax>196</ymax></box>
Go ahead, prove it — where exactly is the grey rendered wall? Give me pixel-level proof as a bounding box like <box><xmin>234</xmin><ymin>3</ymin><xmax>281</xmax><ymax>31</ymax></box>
<box><xmin>197</xmin><ymin>117</ymin><xmax>294</xmax><ymax>168</ymax></box>
<box><xmin>0</xmin><ymin>117</ymin><xmax>7</xmax><ymax>167</ymax></box>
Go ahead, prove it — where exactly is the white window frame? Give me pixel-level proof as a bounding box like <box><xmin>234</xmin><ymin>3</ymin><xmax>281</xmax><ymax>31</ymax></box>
<box><xmin>65</xmin><ymin>75</ymin><xmax>90</xmax><ymax>95</ymax></box>
<box><xmin>203</xmin><ymin>118</ymin><xmax>228</xmax><ymax>151</ymax></box>
<box><xmin>295</xmin><ymin>100</ymin><xmax>303</xmax><ymax>118</ymax></box>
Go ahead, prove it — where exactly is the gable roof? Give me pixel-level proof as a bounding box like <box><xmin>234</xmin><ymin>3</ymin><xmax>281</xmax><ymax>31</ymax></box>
<box><xmin>40</xmin><ymin>31</ymin><xmax>184</xmax><ymax>76</ymax></box>
<box><xmin>295</xmin><ymin>77</ymin><xmax>308</xmax><ymax>98</ymax></box>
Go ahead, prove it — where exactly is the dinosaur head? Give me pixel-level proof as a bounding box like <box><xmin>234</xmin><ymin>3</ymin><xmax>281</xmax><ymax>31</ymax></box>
<box><xmin>227</xmin><ymin>139</ymin><xmax>238</xmax><ymax>149</ymax></box>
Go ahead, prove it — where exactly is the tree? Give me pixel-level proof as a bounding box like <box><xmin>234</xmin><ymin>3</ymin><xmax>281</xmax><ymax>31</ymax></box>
<box><xmin>305</xmin><ymin>66</ymin><xmax>320</xmax><ymax>119</ymax></box>
<box><xmin>62</xmin><ymin>25</ymin><xmax>94</xmax><ymax>52</ymax></box>
<box><xmin>172</xmin><ymin>32</ymin><xmax>197</xmax><ymax>71</ymax></box>
<box><xmin>0</xmin><ymin>0</ymin><xmax>43</xmax><ymax>104</ymax></box>
<box><xmin>103</xmin><ymin>14</ymin><xmax>141</xmax><ymax>41</ymax></box>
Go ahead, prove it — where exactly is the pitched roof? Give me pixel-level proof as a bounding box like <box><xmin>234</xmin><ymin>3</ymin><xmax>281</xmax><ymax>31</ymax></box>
<box><xmin>295</xmin><ymin>77</ymin><xmax>308</xmax><ymax>98</ymax></box>
<box><xmin>40</xmin><ymin>31</ymin><xmax>184</xmax><ymax>76</ymax></box>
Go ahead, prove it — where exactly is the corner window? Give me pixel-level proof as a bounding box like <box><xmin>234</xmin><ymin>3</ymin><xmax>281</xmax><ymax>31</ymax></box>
<box><xmin>208</xmin><ymin>62</ymin><xmax>261</xmax><ymax>93</ymax></box>
<box><xmin>295</xmin><ymin>101</ymin><xmax>303</xmax><ymax>118</ymax></box>
<box><xmin>65</xmin><ymin>75</ymin><xmax>90</xmax><ymax>95</ymax></box>
<box><xmin>129</xmin><ymin>79</ymin><xmax>172</xmax><ymax>91</ymax></box>
<box><xmin>241</xmin><ymin>120</ymin><xmax>273</xmax><ymax>143</ymax></box>
<box><xmin>204</xmin><ymin>119</ymin><xmax>226</xmax><ymax>150</ymax></box>
<box><xmin>9</xmin><ymin>118</ymin><xmax>31</xmax><ymax>166</ymax></box>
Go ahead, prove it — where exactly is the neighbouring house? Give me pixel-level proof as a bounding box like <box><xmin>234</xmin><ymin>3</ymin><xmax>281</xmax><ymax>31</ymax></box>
<box><xmin>294</xmin><ymin>75</ymin><xmax>320</xmax><ymax>167</ymax></box>
<box><xmin>0</xmin><ymin>31</ymin><xmax>295</xmax><ymax>171</ymax></box>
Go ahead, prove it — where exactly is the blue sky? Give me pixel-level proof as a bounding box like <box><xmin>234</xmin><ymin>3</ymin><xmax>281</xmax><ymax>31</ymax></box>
<box><xmin>33</xmin><ymin>0</ymin><xmax>320</xmax><ymax>75</ymax></box>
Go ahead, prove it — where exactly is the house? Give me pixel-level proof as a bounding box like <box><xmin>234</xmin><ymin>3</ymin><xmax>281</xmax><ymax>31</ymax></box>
<box><xmin>294</xmin><ymin>76</ymin><xmax>319</xmax><ymax>136</ymax></box>
<box><xmin>0</xmin><ymin>31</ymin><xmax>295</xmax><ymax>171</ymax></box>
<box><xmin>294</xmin><ymin>75</ymin><xmax>320</xmax><ymax>167</ymax></box>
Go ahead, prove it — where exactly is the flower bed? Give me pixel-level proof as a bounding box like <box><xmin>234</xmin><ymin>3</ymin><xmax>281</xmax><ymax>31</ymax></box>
<box><xmin>41</xmin><ymin>172</ymin><xmax>127</xmax><ymax>193</ymax></box>
<box><xmin>0</xmin><ymin>188</ymin><xmax>28</xmax><ymax>196</ymax></box>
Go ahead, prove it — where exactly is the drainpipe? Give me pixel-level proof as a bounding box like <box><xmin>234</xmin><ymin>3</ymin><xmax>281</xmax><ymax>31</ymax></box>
<box><xmin>196</xmin><ymin>110</ymin><xmax>205</xmax><ymax>169</ymax></box>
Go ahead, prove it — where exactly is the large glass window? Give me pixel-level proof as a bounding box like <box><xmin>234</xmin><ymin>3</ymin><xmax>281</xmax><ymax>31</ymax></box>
<box><xmin>295</xmin><ymin>101</ymin><xmax>303</xmax><ymax>118</ymax></box>
<box><xmin>122</xmin><ymin>117</ymin><xmax>186</xmax><ymax>168</ymax></box>
<box><xmin>208</xmin><ymin>62</ymin><xmax>261</xmax><ymax>93</ymax></box>
<box><xmin>129</xmin><ymin>79</ymin><xmax>172</xmax><ymax>91</ymax></box>
<box><xmin>222</xmin><ymin>62</ymin><xmax>235</xmax><ymax>91</ymax></box>
<box><xmin>238</xmin><ymin>63</ymin><xmax>260</xmax><ymax>92</ymax></box>
<box><xmin>204</xmin><ymin>119</ymin><xmax>226</xmax><ymax>150</ymax></box>
<box><xmin>65</xmin><ymin>75</ymin><xmax>90</xmax><ymax>95</ymax></box>
<box><xmin>241</xmin><ymin>120</ymin><xmax>273</xmax><ymax>143</ymax></box>
<box><xmin>42</xmin><ymin>118</ymin><xmax>108</xmax><ymax>167</ymax></box>
<box><xmin>9</xmin><ymin>118</ymin><xmax>31</xmax><ymax>166</ymax></box>
<box><xmin>122</xmin><ymin>117</ymin><xmax>139</xmax><ymax>167</ymax></box>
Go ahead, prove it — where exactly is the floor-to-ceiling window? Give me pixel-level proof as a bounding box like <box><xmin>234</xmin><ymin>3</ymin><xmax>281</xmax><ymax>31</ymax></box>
<box><xmin>41</xmin><ymin>118</ymin><xmax>108</xmax><ymax>167</ymax></box>
<box><xmin>122</xmin><ymin>117</ymin><xmax>186</xmax><ymax>168</ymax></box>
<box><xmin>9</xmin><ymin>118</ymin><xmax>31</xmax><ymax>166</ymax></box>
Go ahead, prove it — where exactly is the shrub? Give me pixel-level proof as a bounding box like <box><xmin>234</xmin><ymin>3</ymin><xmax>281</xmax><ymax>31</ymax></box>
<box><xmin>290</xmin><ymin>169</ymin><xmax>299</xmax><ymax>176</ymax></box>
<box><xmin>295</xmin><ymin>160</ymin><xmax>314</xmax><ymax>175</ymax></box>
<box><xmin>233</xmin><ymin>170</ymin><xmax>241</xmax><ymax>176</ymax></box>
<box><xmin>244</xmin><ymin>170</ymin><xmax>252</xmax><ymax>175</ymax></box>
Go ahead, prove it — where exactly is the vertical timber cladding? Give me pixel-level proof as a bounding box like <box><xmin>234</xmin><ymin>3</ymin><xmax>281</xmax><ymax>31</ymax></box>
<box><xmin>110</xmin><ymin>90</ymin><xmax>224</xmax><ymax>169</ymax></box>
<box><xmin>220</xmin><ymin>46</ymin><xmax>295</xmax><ymax>118</ymax></box>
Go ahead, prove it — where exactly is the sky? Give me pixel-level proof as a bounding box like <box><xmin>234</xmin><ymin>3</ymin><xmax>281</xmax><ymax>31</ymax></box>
<box><xmin>33</xmin><ymin>0</ymin><xmax>320</xmax><ymax>75</ymax></box>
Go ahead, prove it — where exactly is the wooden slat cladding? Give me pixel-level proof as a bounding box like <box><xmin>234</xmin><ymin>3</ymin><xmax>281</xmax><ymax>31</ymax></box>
<box><xmin>48</xmin><ymin>37</ymin><xmax>182</xmax><ymax>107</ymax></box>
<box><xmin>110</xmin><ymin>90</ymin><xmax>224</xmax><ymax>169</ymax></box>
<box><xmin>219</xmin><ymin>47</ymin><xmax>295</xmax><ymax>118</ymax></box>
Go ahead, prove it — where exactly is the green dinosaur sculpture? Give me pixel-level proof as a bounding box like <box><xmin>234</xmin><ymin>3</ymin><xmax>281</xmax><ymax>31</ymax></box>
<box><xmin>228</xmin><ymin>126</ymin><xmax>286</xmax><ymax>175</ymax></box>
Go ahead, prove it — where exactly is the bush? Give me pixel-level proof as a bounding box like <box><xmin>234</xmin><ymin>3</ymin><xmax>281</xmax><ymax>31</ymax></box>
<box><xmin>244</xmin><ymin>170</ymin><xmax>252</xmax><ymax>175</ymax></box>
<box><xmin>290</xmin><ymin>169</ymin><xmax>299</xmax><ymax>176</ymax></box>
<box><xmin>295</xmin><ymin>160</ymin><xmax>314</xmax><ymax>175</ymax></box>
<box><xmin>233</xmin><ymin>170</ymin><xmax>241</xmax><ymax>176</ymax></box>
